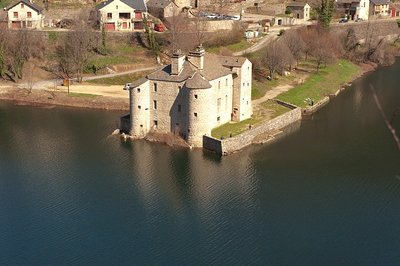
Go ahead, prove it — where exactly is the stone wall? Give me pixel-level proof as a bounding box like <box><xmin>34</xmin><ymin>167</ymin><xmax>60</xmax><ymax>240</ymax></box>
<box><xmin>203</xmin><ymin>107</ymin><xmax>302</xmax><ymax>155</ymax></box>
<box><xmin>331</xmin><ymin>20</ymin><xmax>400</xmax><ymax>40</ymax></box>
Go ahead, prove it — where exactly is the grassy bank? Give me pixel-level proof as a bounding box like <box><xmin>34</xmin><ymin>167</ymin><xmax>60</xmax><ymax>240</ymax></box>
<box><xmin>86</xmin><ymin>71</ymin><xmax>150</xmax><ymax>85</ymax></box>
<box><xmin>211</xmin><ymin>101</ymin><xmax>291</xmax><ymax>139</ymax></box>
<box><xmin>207</xmin><ymin>39</ymin><xmax>252</xmax><ymax>54</ymax></box>
<box><xmin>276</xmin><ymin>59</ymin><xmax>360</xmax><ymax>107</ymax></box>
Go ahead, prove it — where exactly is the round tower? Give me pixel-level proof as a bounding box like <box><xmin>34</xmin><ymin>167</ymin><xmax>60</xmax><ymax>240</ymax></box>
<box><xmin>186</xmin><ymin>72</ymin><xmax>213</xmax><ymax>147</ymax></box>
<box><xmin>127</xmin><ymin>79</ymin><xmax>150</xmax><ymax>138</ymax></box>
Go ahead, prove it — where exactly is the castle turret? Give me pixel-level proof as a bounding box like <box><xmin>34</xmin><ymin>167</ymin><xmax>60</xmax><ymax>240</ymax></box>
<box><xmin>185</xmin><ymin>71</ymin><xmax>213</xmax><ymax>147</ymax></box>
<box><xmin>125</xmin><ymin>78</ymin><xmax>151</xmax><ymax>138</ymax></box>
<box><xmin>187</xmin><ymin>45</ymin><xmax>205</xmax><ymax>70</ymax></box>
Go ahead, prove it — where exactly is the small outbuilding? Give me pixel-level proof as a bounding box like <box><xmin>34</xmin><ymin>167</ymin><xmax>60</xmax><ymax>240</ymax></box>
<box><xmin>286</xmin><ymin>2</ymin><xmax>311</xmax><ymax>21</ymax></box>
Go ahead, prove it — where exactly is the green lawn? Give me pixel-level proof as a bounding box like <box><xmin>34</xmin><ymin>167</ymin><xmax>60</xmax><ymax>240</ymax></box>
<box><xmin>211</xmin><ymin>118</ymin><xmax>257</xmax><ymax>139</ymax></box>
<box><xmin>207</xmin><ymin>39</ymin><xmax>252</xmax><ymax>54</ymax></box>
<box><xmin>211</xmin><ymin>101</ymin><xmax>291</xmax><ymax>139</ymax></box>
<box><xmin>86</xmin><ymin>71</ymin><xmax>150</xmax><ymax>85</ymax></box>
<box><xmin>276</xmin><ymin>59</ymin><xmax>360</xmax><ymax>107</ymax></box>
<box><xmin>68</xmin><ymin>92</ymin><xmax>98</xmax><ymax>98</ymax></box>
<box><xmin>261</xmin><ymin>101</ymin><xmax>291</xmax><ymax>119</ymax></box>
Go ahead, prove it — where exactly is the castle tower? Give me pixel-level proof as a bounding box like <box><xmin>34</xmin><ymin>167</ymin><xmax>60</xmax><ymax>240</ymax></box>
<box><xmin>185</xmin><ymin>71</ymin><xmax>213</xmax><ymax>147</ymax></box>
<box><xmin>126</xmin><ymin>79</ymin><xmax>151</xmax><ymax>138</ymax></box>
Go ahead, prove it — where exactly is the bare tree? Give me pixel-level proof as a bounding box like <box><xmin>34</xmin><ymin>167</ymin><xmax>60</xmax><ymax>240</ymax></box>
<box><xmin>167</xmin><ymin>6</ymin><xmax>188</xmax><ymax>53</ymax></box>
<box><xmin>310</xmin><ymin>31</ymin><xmax>336</xmax><ymax>73</ymax></box>
<box><xmin>282</xmin><ymin>30</ymin><xmax>305</xmax><ymax>69</ymax></box>
<box><xmin>192</xmin><ymin>10</ymin><xmax>209</xmax><ymax>47</ymax></box>
<box><xmin>56</xmin><ymin>11</ymin><xmax>96</xmax><ymax>82</ymax></box>
<box><xmin>263</xmin><ymin>41</ymin><xmax>292</xmax><ymax>79</ymax></box>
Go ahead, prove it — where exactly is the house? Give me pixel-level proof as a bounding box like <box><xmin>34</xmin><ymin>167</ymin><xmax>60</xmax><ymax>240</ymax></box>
<box><xmin>335</xmin><ymin>0</ymin><xmax>369</xmax><ymax>20</ymax></box>
<box><xmin>96</xmin><ymin>0</ymin><xmax>147</xmax><ymax>31</ymax></box>
<box><xmin>390</xmin><ymin>2</ymin><xmax>400</xmax><ymax>17</ymax></box>
<box><xmin>146</xmin><ymin>0</ymin><xmax>191</xmax><ymax>18</ymax></box>
<box><xmin>370</xmin><ymin>0</ymin><xmax>391</xmax><ymax>16</ymax></box>
<box><xmin>286</xmin><ymin>2</ymin><xmax>311</xmax><ymax>21</ymax></box>
<box><xmin>122</xmin><ymin>45</ymin><xmax>253</xmax><ymax>147</ymax></box>
<box><xmin>7</xmin><ymin>0</ymin><xmax>44</xmax><ymax>29</ymax></box>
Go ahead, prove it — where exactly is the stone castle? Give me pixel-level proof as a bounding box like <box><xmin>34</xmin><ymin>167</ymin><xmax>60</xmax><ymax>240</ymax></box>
<box><xmin>123</xmin><ymin>45</ymin><xmax>253</xmax><ymax>147</ymax></box>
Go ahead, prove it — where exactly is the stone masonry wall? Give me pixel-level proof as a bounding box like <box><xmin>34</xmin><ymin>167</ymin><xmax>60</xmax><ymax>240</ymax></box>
<box><xmin>203</xmin><ymin>107</ymin><xmax>302</xmax><ymax>155</ymax></box>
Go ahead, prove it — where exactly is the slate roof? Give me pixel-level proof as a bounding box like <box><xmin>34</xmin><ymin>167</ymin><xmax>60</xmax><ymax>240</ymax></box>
<box><xmin>146</xmin><ymin>52</ymin><xmax>235</xmax><ymax>83</ymax></box>
<box><xmin>370</xmin><ymin>0</ymin><xmax>390</xmax><ymax>5</ymax></box>
<box><xmin>336</xmin><ymin>0</ymin><xmax>360</xmax><ymax>4</ymax></box>
<box><xmin>185</xmin><ymin>72</ymin><xmax>212</xmax><ymax>89</ymax></box>
<box><xmin>127</xmin><ymin>77</ymin><xmax>148</xmax><ymax>89</ymax></box>
<box><xmin>287</xmin><ymin>2</ymin><xmax>308</xmax><ymax>8</ymax></box>
<box><xmin>218</xmin><ymin>55</ymin><xmax>247</xmax><ymax>68</ymax></box>
<box><xmin>96</xmin><ymin>0</ymin><xmax>147</xmax><ymax>12</ymax></box>
<box><xmin>7</xmin><ymin>0</ymin><xmax>44</xmax><ymax>13</ymax></box>
<box><xmin>146</xmin><ymin>0</ymin><xmax>174</xmax><ymax>8</ymax></box>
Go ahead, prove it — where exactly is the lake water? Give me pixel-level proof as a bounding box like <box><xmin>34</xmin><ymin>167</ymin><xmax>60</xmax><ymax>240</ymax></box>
<box><xmin>0</xmin><ymin>60</ymin><xmax>399</xmax><ymax>265</ymax></box>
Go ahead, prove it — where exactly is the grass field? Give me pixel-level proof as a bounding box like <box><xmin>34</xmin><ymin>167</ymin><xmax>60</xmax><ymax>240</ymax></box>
<box><xmin>86</xmin><ymin>71</ymin><xmax>150</xmax><ymax>85</ymax></box>
<box><xmin>276</xmin><ymin>59</ymin><xmax>360</xmax><ymax>107</ymax></box>
<box><xmin>207</xmin><ymin>39</ymin><xmax>252</xmax><ymax>54</ymax></box>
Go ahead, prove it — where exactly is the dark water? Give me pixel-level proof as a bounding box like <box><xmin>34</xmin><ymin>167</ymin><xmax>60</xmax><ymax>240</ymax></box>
<box><xmin>0</xmin><ymin>60</ymin><xmax>400</xmax><ymax>266</ymax></box>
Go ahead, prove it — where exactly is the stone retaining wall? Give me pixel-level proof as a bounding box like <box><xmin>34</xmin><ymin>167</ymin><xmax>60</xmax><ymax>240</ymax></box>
<box><xmin>203</xmin><ymin>107</ymin><xmax>302</xmax><ymax>155</ymax></box>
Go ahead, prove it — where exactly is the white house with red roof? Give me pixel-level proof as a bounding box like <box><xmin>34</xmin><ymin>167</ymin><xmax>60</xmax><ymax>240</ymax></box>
<box><xmin>7</xmin><ymin>0</ymin><xmax>44</xmax><ymax>29</ymax></box>
<box><xmin>96</xmin><ymin>0</ymin><xmax>148</xmax><ymax>31</ymax></box>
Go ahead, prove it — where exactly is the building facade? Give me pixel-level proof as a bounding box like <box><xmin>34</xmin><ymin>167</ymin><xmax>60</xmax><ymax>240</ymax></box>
<box><xmin>97</xmin><ymin>0</ymin><xmax>147</xmax><ymax>31</ymax></box>
<box><xmin>370</xmin><ymin>0</ymin><xmax>391</xmax><ymax>16</ymax></box>
<box><xmin>123</xmin><ymin>46</ymin><xmax>253</xmax><ymax>147</ymax></box>
<box><xmin>336</xmin><ymin>0</ymin><xmax>370</xmax><ymax>20</ymax></box>
<box><xmin>7</xmin><ymin>0</ymin><xmax>44</xmax><ymax>29</ymax></box>
<box><xmin>286</xmin><ymin>2</ymin><xmax>311</xmax><ymax>21</ymax></box>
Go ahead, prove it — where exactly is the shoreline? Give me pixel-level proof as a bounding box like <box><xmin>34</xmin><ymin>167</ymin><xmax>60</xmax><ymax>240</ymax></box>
<box><xmin>0</xmin><ymin>87</ymin><xmax>129</xmax><ymax>111</ymax></box>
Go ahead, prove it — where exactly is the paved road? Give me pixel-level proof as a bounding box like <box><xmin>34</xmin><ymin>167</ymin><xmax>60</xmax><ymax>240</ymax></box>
<box><xmin>233</xmin><ymin>26</ymin><xmax>290</xmax><ymax>56</ymax></box>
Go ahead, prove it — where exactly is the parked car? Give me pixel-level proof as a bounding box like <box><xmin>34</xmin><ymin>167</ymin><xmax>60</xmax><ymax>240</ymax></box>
<box><xmin>154</xmin><ymin>23</ymin><xmax>165</xmax><ymax>32</ymax></box>
<box><xmin>339</xmin><ymin>18</ymin><xmax>348</xmax><ymax>23</ymax></box>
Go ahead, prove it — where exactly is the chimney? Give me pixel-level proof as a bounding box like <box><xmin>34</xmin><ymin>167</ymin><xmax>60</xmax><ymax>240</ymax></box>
<box><xmin>188</xmin><ymin>45</ymin><xmax>205</xmax><ymax>71</ymax></box>
<box><xmin>171</xmin><ymin>49</ymin><xmax>185</xmax><ymax>75</ymax></box>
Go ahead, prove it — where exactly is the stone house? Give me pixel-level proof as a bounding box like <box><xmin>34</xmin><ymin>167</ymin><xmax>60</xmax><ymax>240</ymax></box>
<box><xmin>146</xmin><ymin>0</ymin><xmax>192</xmax><ymax>18</ymax></box>
<box><xmin>122</xmin><ymin>46</ymin><xmax>253</xmax><ymax>147</ymax></box>
<box><xmin>7</xmin><ymin>0</ymin><xmax>44</xmax><ymax>29</ymax></box>
<box><xmin>286</xmin><ymin>2</ymin><xmax>311</xmax><ymax>21</ymax></box>
<box><xmin>370</xmin><ymin>0</ymin><xmax>391</xmax><ymax>16</ymax></box>
<box><xmin>335</xmin><ymin>0</ymin><xmax>369</xmax><ymax>20</ymax></box>
<box><xmin>96</xmin><ymin>0</ymin><xmax>147</xmax><ymax>31</ymax></box>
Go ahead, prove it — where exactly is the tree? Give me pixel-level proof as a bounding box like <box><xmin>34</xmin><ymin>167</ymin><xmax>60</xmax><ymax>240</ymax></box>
<box><xmin>263</xmin><ymin>41</ymin><xmax>293</xmax><ymax>78</ymax></box>
<box><xmin>282</xmin><ymin>30</ymin><xmax>304</xmax><ymax>68</ymax></box>
<box><xmin>143</xmin><ymin>17</ymin><xmax>161</xmax><ymax>56</ymax></box>
<box><xmin>56</xmin><ymin>12</ymin><xmax>96</xmax><ymax>82</ymax></box>
<box><xmin>167</xmin><ymin>7</ymin><xmax>188</xmax><ymax>53</ymax></box>
<box><xmin>192</xmin><ymin>10</ymin><xmax>208</xmax><ymax>47</ymax></box>
<box><xmin>310</xmin><ymin>31</ymin><xmax>336</xmax><ymax>72</ymax></box>
<box><xmin>317</xmin><ymin>0</ymin><xmax>335</xmax><ymax>28</ymax></box>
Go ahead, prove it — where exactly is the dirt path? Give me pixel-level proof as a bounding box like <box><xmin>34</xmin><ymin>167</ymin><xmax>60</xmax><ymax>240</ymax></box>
<box><xmin>252</xmin><ymin>84</ymin><xmax>294</xmax><ymax>106</ymax></box>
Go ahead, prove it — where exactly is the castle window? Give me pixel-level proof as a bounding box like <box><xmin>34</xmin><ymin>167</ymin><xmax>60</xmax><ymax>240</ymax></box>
<box><xmin>140</xmin><ymin>124</ymin><xmax>143</xmax><ymax>127</ymax></box>
<box><xmin>194</xmin><ymin>94</ymin><xmax>198</xmax><ymax>99</ymax></box>
<box><xmin>247</xmin><ymin>82</ymin><xmax>249</xmax><ymax>86</ymax></box>
<box><xmin>137</xmin><ymin>88</ymin><xmax>140</xmax><ymax>93</ymax></box>
<box><xmin>226</xmin><ymin>79</ymin><xmax>228</xmax><ymax>86</ymax></box>
<box><xmin>27</xmin><ymin>12</ymin><xmax>32</xmax><ymax>18</ymax></box>
<box><xmin>138</xmin><ymin>105</ymin><xmax>141</xmax><ymax>109</ymax></box>
<box><xmin>116</xmin><ymin>5</ymin><xmax>118</xmax><ymax>9</ymax></box>
<box><xmin>107</xmin><ymin>13</ymin><xmax>112</xmax><ymax>19</ymax></box>
<box><xmin>217</xmin><ymin>98</ymin><xmax>221</xmax><ymax>112</ymax></box>
<box><xmin>153</xmin><ymin>100</ymin><xmax>157</xmax><ymax>109</ymax></box>
<box><xmin>154</xmin><ymin>83</ymin><xmax>158</xmax><ymax>92</ymax></box>
<box><xmin>13</xmin><ymin>12</ymin><xmax>18</xmax><ymax>18</ymax></box>
<box><xmin>218</xmin><ymin>81</ymin><xmax>221</xmax><ymax>89</ymax></box>
<box><xmin>178</xmin><ymin>104</ymin><xmax>181</xmax><ymax>112</ymax></box>
<box><xmin>217</xmin><ymin>116</ymin><xmax>220</xmax><ymax>121</ymax></box>
<box><xmin>154</xmin><ymin>120</ymin><xmax>158</xmax><ymax>127</ymax></box>
<box><xmin>194</xmin><ymin>113</ymin><xmax>198</xmax><ymax>117</ymax></box>
<box><xmin>243</xmin><ymin>82</ymin><xmax>245</xmax><ymax>86</ymax></box>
